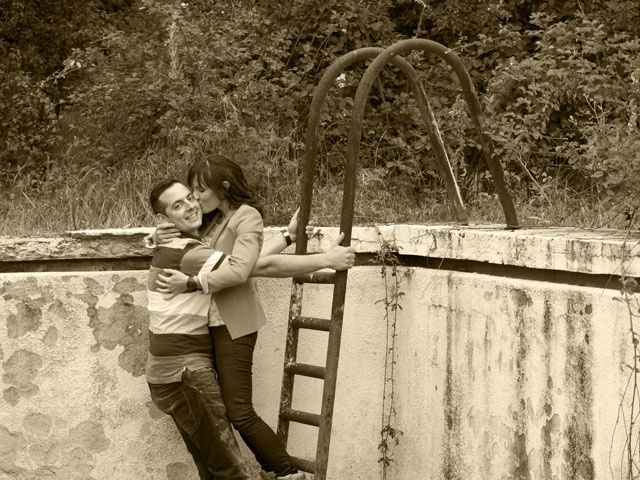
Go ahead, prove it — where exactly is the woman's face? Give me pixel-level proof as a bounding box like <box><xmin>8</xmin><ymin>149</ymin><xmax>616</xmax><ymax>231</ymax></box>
<box><xmin>191</xmin><ymin>181</ymin><xmax>223</xmax><ymax>214</ymax></box>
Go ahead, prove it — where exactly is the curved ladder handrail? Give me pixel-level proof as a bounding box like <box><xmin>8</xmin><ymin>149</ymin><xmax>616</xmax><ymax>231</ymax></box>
<box><xmin>343</xmin><ymin>38</ymin><xmax>519</xmax><ymax>233</ymax></box>
<box><xmin>295</xmin><ymin>46</ymin><xmax>469</xmax><ymax>254</ymax></box>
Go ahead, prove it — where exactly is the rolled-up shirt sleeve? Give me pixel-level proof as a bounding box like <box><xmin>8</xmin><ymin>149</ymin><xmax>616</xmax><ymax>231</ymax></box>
<box><xmin>199</xmin><ymin>206</ymin><xmax>263</xmax><ymax>294</ymax></box>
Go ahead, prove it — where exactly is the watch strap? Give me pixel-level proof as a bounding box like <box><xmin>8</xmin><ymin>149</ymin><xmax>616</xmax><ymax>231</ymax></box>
<box><xmin>280</xmin><ymin>229</ymin><xmax>292</xmax><ymax>246</ymax></box>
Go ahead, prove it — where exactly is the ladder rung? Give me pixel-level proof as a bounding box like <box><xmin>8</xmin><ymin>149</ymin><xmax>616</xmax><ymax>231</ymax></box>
<box><xmin>280</xmin><ymin>407</ymin><xmax>321</xmax><ymax>427</ymax></box>
<box><xmin>289</xmin><ymin>455</ymin><xmax>316</xmax><ymax>474</ymax></box>
<box><xmin>284</xmin><ymin>362</ymin><xmax>326</xmax><ymax>379</ymax></box>
<box><xmin>291</xmin><ymin>315</ymin><xmax>331</xmax><ymax>332</ymax></box>
<box><xmin>293</xmin><ymin>271</ymin><xmax>336</xmax><ymax>284</ymax></box>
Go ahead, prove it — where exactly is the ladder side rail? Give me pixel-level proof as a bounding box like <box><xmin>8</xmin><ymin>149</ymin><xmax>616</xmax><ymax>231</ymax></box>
<box><xmin>277</xmin><ymin>49</ymin><xmax>388</xmax><ymax>449</ymax></box>
<box><xmin>277</xmin><ymin>282</ymin><xmax>304</xmax><ymax>443</ymax></box>
<box><xmin>283</xmin><ymin>48</ymin><xmax>389</xmax><ymax>478</ymax></box>
<box><xmin>297</xmin><ymin>47</ymin><xmax>388</xmax><ymax>252</ymax></box>
<box><xmin>280</xmin><ymin>49</ymin><xmax>384</xmax><ymax>476</ymax></box>
<box><xmin>314</xmin><ymin>271</ymin><xmax>348</xmax><ymax>479</ymax></box>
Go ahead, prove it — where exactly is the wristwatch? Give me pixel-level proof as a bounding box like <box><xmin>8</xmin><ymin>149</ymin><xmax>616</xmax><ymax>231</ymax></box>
<box><xmin>186</xmin><ymin>276</ymin><xmax>198</xmax><ymax>292</ymax></box>
<box><xmin>280</xmin><ymin>229</ymin><xmax>292</xmax><ymax>246</ymax></box>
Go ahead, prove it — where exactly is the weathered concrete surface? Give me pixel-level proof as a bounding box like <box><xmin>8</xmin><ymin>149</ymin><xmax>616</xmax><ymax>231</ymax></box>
<box><xmin>388</xmin><ymin>270</ymin><xmax>632</xmax><ymax>480</ymax></box>
<box><xmin>0</xmin><ymin>272</ymin><xmax>195</xmax><ymax>480</ymax></box>
<box><xmin>2</xmin><ymin>225</ymin><xmax>639</xmax><ymax>277</ymax></box>
<box><xmin>0</xmin><ymin>225</ymin><xmax>639</xmax><ymax>479</ymax></box>
<box><xmin>344</xmin><ymin>225</ymin><xmax>639</xmax><ymax>276</ymax></box>
<box><xmin>0</xmin><ymin>229</ymin><xmax>152</xmax><ymax>262</ymax></box>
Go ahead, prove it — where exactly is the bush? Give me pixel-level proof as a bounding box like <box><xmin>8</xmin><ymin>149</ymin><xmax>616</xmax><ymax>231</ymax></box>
<box><xmin>485</xmin><ymin>12</ymin><xmax>640</xmax><ymax>209</ymax></box>
<box><xmin>0</xmin><ymin>54</ymin><xmax>57</xmax><ymax>187</ymax></box>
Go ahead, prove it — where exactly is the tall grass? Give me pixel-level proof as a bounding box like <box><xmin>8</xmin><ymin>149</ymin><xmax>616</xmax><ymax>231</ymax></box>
<box><xmin>1</xmin><ymin>149</ymin><xmax>179</xmax><ymax>235</ymax></box>
<box><xmin>1</xmin><ymin>142</ymin><xmax>632</xmax><ymax>236</ymax></box>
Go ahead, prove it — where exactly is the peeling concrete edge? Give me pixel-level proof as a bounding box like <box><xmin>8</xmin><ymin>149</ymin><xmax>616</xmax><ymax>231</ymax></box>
<box><xmin>0</xmin><ymin>230</ymin><xmax>153</xmax><ymax>262</ymax></box>
<box><xmin>0</xmin><ymin>225</ymin><xmax>639</xmax><ymax>277</ymax></box>
<box><xmin>310</xmin><ymin>225</ymin><xmax>640</xmax><ymax>277</ymax></box>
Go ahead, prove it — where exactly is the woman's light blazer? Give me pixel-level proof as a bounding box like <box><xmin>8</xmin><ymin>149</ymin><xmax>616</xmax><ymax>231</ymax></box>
<box><xmin>200</xmin><ymin>204</ymin><xmax>267</xmax><ymax>339</ymax></box>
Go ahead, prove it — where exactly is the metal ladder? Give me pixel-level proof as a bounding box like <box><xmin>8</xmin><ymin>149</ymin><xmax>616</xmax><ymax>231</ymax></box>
<box><xmin>275</xmin><ymin>39</ymin><xmax>518</xmax><ymax>480</ymax></box>
<box><xmin>276</xmin><ymin>268</ymin><xmax>346</xmax><ymax>477</ymax></box>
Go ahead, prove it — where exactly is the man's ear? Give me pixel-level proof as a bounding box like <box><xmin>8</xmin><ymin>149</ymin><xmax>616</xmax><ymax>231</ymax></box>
<box><xmin>155</xmin><ymin>212</ymin><xmax>170</xmax><ymax>224</ymax></box>
<box><xmin>222</xmin><ymin>180</ymin><xmax>230</xmax><ymax>191</ymax></box>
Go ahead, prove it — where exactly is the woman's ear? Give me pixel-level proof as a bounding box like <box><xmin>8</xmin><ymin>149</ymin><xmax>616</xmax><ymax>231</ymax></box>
<box><xmin>222</xmin><ymin>180</ymin><xmax>230</xmax><ymax>190</ymax></box>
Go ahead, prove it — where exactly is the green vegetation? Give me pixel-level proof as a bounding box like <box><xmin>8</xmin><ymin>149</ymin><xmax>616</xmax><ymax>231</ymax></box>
<box><xmin>1</xmin><ymin>0</ymin><xmax>639</xmax><ymax>234</ymax></box>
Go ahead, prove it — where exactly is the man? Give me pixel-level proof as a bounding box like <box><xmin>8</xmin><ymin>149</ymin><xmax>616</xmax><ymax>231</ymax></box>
<box><xmin>146</xmin><ymin>179</ymin><xmax>355</xmax><ymax>479</ymax></box>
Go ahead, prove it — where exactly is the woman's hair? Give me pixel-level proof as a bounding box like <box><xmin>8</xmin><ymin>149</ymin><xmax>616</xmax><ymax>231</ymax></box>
<box><xmin>187</xmin><ymin>154</ymin><xmax>263</xmax><ymax>216</ymax></box>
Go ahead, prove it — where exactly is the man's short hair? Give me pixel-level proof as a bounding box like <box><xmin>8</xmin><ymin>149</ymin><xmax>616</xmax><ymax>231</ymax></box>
<box><xmin>149</xmin><ymin>179</ymin><xmax>181</xmax><ymax>215</ymax></box>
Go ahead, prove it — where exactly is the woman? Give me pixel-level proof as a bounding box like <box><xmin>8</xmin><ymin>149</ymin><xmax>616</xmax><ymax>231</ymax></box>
<box><xmin>155</xmin><ymin>155</ymin><xmax>306</xmax><ymax>480</ymax></box>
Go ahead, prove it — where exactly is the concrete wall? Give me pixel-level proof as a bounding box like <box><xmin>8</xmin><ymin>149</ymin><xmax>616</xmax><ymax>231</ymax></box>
<box><xmin>0</xmin><ymin>225</ymin><xmax>639</xmax><ymax>480</ymax></box>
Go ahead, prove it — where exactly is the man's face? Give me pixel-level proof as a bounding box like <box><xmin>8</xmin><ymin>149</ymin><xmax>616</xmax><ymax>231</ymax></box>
<box><xmin>157</xmin><ymin>183</ymin><xmax>202</xmax><ymax>234</ymax></box>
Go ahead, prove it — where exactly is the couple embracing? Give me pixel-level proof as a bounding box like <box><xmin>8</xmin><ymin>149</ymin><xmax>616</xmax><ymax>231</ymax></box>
<box><xmin>145</xmin><ymin>155</ymin><xmax>355</xmax><ymax>479</ymax></box>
